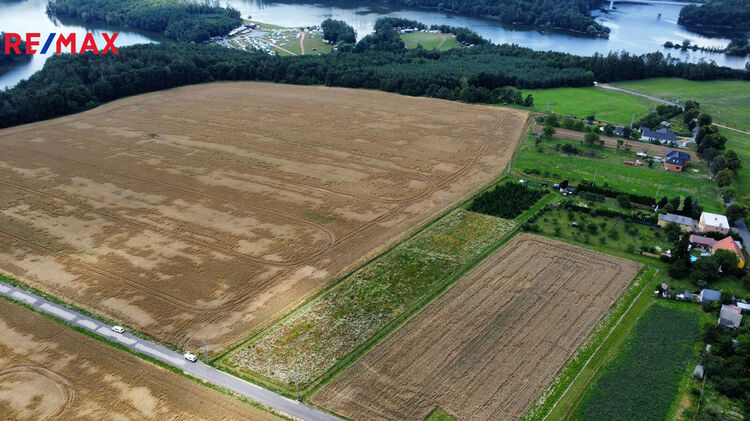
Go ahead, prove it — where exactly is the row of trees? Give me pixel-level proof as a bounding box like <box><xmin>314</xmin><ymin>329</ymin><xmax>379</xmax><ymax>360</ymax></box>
<box><xmin>375</xmin><ymin>0</ymin><xmax>610</xmax><ymax>36</ymax></box>
<box><xmin>48</xmin><ymin>0</ymin><xmax>242</xmax><ymax>42</ymax></box>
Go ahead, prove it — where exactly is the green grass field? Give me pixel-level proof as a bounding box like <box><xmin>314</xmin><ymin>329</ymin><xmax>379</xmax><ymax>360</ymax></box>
<box><xmin>513</xmin><ymin>134</ymin><xmax>722</xmax><ymax>211</ymax></box>
<box><xmin>570</xmin><ymin>302</ymin><xmax>700</xmax><ymax>421</ymax></box>
<box><xmin>523</xmin><ymin>87</ymin><xmax>657</xmax><ymax>126</ymax></box>
<box><xmin>219</xmin><ymin>209</ymin><xmax>516</xmax><ymax>393</ymax></box>
<box><xmin>400</xmin><ymin>32</ymin><xmax>459</xmax><ymax>50</ymax></box>
<box><xmin>612</xmin><ymin>79</ymin><xmax>750</xmax><ymax>132</ymax></box>
<box><xmin>723</xmin><ymin>129</ymin><xmax>750</xmax><ymax>195</ymax></box>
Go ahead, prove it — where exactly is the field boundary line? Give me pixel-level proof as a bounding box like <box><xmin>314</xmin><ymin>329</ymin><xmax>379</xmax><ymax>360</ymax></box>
<box><xmin>537</xmin><ymin>268</ymin><xmax>659</xmax><ymax>420</ymax></box>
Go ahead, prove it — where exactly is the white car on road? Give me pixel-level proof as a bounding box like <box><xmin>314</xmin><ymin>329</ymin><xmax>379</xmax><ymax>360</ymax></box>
<box><xmin>111</xmin><ymin>326</ymin><xmax>125</xmax><ymax>334</ymax></box>
<box><xmin>184</xmin><ymin>353</ymin><xmax>198</xmax><ymax>362</ymax></box>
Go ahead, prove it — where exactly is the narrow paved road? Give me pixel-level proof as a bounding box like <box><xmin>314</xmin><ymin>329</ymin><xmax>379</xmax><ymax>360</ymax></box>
<box><xmin>0</xmin><ymin>280</ymin><xmax>339</xmax><ymax>421</ymax></box>
<box><xmin>300</xmin><ymin>30</ymin><xmax>306</xmax><ymax>55</ymax></box>
<box><xmin>732</xmin><ymin>220</ymin><xmax>750</xmax><ymax>250</ymax></box>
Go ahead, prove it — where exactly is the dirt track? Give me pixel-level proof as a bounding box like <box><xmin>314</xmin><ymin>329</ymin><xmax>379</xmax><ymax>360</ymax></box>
<box><xmin>0</xmin><ymin>82</ymin><xmax>527</xmax><ymax>352</ymax></box>
<box><xmin>551</xmin><ymin>127</ymin><xmax>699</xmax><ymax>160</ymax></box>
<box><xmin>0</xmin><ymin>300</ymin><xmax>279</xmax><ymax>420</ymax></box>
<box><xmin>312</xmin><ymin>234</ymin><xmax>641</xmax><ymax>421</ymax></box>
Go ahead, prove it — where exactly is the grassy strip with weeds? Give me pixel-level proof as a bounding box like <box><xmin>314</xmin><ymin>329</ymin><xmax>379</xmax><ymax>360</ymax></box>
<box><xmin>521</xmin><ymin>266</ymin><xmax>658</xmax><ymax>421</ymax></box>
<box><xmin>570</xmin><ymin>301</ymin><xmax>700</xmax><ymax>420</ymax></box>
<box><xmin>0</xmin><ymin>293</ymin><xmax>291</xmax><ymax>420</ymax></box>
<box><xmin>219</xmin><ymin>209</ymin><xmax>516</xmax><ymax>394</ymax></box>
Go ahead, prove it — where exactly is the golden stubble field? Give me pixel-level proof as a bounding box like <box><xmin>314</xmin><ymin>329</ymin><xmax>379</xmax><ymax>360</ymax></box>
<box><xmin>0</xmin><ymin>300</ymin><xmax>279</xmax><ymax>420</ymax></box>
<box><xmin>312</xmin><ymin>234</ymin><xmax>642</xmax><ymax>421</ymax></box>
<box><xmin>0</xmin><ymin>82</ymin><xmax>527</xmax><ymax>351</ymax></box>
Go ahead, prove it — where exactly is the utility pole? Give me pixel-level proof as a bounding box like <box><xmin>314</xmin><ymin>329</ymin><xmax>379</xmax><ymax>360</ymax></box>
<box><xmin>295</xmin><ymin>366</ymin><xmax>300</xmax><ymax>401</ymax></box>
<box><xmin>546</xmin><ymin>100</ymin><xmax>550</xmax><ymax>112</ymax></box>
<box><xmin>593</xmin><ymin>170</ymin><xmax>598</xmax><ymax>186</ymax></box>
<box><xmin>203</xmin><ymin>340</ymin><xmax>210</xmax><ymax>364</ymax></box>
<box><xmin>630</xmin><ymin>113</ymin><xmax>635</xmax><ymax>128</ymax></box>
<box><xmin>441</xmin><ymin>196</ymin><xmax>445</xmax><ymax>214</ymax></box>
<box><xmin>655</xmin><ymin>185</ymin><xmax>661</xmax><ymax>200</ymax></box>
<box><xmin>347</xmin><ymin>252</ymin><xmax>351</xmax><ymax>267</ymax></box>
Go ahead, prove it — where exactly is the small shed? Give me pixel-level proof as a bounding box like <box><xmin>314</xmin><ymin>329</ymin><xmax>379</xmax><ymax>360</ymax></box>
<box><xmin>737</xmin><ymin>302</ymin><xmax>750</xmax><ymax>313</ymax></box>
<box><xmin>693</xmin><ymin>364</ymin><xmax>704</xmax><ymax>379</ymax></box>
<box><xmin>699</xmin><ymin>288</ymin><xmax>721</xmax><ymax>303</ymax></box>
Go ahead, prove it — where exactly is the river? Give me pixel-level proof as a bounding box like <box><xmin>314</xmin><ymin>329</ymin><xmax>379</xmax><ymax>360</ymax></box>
<box><xmin>1</xmin><ymin>0</ymin><xmax>747</xmax><ymax>90</ymax></box>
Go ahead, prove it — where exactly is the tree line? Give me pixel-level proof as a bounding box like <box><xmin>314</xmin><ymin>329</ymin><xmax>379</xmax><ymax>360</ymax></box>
<box><xmin>373</xmin><ymin>0</ymin><xmax>610</xmax><ymax>37</ymax></box>
<box><xmin>48</xmin><ymin>0</ymin><xmax>242</xmax><ymax>42</ymax></box>
<box><xmin>1</xmin><ymin>23</ymin><xmax>748</xmax><ymax>129</ymax></box>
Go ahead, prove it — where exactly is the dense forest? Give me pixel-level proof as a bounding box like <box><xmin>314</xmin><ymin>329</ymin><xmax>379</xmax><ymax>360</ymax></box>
<box><xmin>376</xmin><ymin>0</ymin><xmax>609</xmax><ymax>36</ymax></box>
<box><xmin>678</xmin><ymin>0</ymin><xmax>750</xmax><ymax>30</ymax></box>
<box><xmin>0</xmin><ymin>34</ymin><xmax>30</xmax><ymax>66</ymax></box>
<box><xmin>0</xmin><ymin>19</ymin><xmax>748</xmax><ymax>129</ymax></box>
<box><xmin>48</xmin><ymin>0</ymin><xmax>242</xmax><ymax>42</ymax></box>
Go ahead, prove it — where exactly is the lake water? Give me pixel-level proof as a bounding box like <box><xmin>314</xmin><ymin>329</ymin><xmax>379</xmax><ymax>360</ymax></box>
<box><xmin>1</xmin><ymin>0</ymin><xmax>747</xmax><ymax>90</ymax></box>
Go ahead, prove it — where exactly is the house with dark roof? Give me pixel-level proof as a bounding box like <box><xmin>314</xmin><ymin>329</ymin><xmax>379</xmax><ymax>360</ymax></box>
<box><xmin>690</xmin><ymin>234</ymin><xmax>716</xmax><ymax>249</ymax></box>
<box><xmin>713</xmin><ymin>236</ymin><xmax>746</xmax><ymax>268</ymax></box>
<box><xmin>640</xmin><ymin>127</ymin><xmax>677</xmax><ymax>144</ymax></box>
<box><xmin>664</xmin><ymin>150</ymin><xmax>691</xmax><ymax>172</ymax></box>
<box><xmin>719</xmin><ymin>305</ymin><xmax>743</xmax><ymax>329</ymax></box>
<box><xmin>658</xmin><ymin>213</ymin><xmax>694</xmax><ymax>231</ymax></box>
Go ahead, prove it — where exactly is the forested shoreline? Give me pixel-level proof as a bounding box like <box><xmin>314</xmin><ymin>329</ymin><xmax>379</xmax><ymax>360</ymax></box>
<box><xmin>48</xmin><ymin>0</ymin><xmax>242</xmax><ymax>42</ymax></box>
<box><xmin>678</xmin><ymin>0</ymin><xmax>750</xmax><ymax>30</ymax></box>
<box><xmin>375</xmin><ymin>0</ymin><xmax>610</xmax><ymax>37</ymax></box>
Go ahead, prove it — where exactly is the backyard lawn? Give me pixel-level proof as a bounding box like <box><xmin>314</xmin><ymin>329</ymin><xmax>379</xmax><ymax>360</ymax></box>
<box><xmin>513</xmin><ymin>134</ymin><xmax>722</xmax><ymax>211</ymax></box>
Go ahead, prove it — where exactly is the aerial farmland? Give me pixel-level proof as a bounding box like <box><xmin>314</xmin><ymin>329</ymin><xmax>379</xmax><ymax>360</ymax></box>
<box><xmin>312</xmin><ymin>234</ymin><xmax>641</xmax><ymax>420</ymax></box>
<box><xmin>0</xmin><ymin>82</ymin><xmax>527</xmax><ymax>353</ymax></box>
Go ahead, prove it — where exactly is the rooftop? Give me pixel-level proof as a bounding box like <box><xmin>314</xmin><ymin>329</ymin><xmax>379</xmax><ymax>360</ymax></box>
<box><xmin>659</xmin><ymin>213</ymin><xmax>694</xmax><ymax>226</ymax></box>
<box><xmin>701</xmin><ymin>212</ymin><xmax>730</xmax><ymax>229</ymax></box>
<box><xmin>713</xmin><ymin>236</ymin><xmax>745</xmax><ymax>263</ymax></box>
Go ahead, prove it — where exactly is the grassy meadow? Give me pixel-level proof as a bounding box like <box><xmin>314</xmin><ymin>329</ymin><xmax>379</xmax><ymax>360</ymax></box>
<box><xmin>612</xmin><ymin>78</ymin><xmax>750</xmax><ymax>132</ymax></box>
<box><xmin>400</xmin><ymin>32</ymin><xmax>459</xmax><ymax>50</ymax></box>
<box><xmin>513</xmin><ymin>134</ymin><xmax>722</xmax><ymax>211</ymax></box>
<box><xmin>523</xmin><ymin>87</ymin><xmax>657</xmax><ymax>125</ymax></box>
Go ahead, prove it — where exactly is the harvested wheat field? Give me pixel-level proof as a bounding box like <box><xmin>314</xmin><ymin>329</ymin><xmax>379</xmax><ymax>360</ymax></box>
<box><xmin>312</xmin><ymin>234</ymin><xmax>642</xmax><ymax>421</ymax></box>
<box><xmin>0</xmin><ymin>300</ymin><xmax>279</xmax><ymax>420</ymax></box>
<box><xmin>0</xmin><ymin>82</ymin><xmax>527</xmax><ymax>352</ymax></box>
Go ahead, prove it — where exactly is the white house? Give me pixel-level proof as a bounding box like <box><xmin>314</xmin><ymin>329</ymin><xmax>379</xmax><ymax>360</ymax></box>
<box><xmin>699</xmin><ymin>212</ymin><xmax>730</xmax><ymax>235</ymax></box>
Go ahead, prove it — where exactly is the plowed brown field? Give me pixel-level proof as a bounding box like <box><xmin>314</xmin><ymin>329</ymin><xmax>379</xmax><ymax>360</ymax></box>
<box><xmin>0</xmin><ymin>300</ymin><xmax>279</xmax><ymax>420</ymax></box>
<box><xmin>312</xmin><ymin>234</ymin><xmax>641</xmax><ymax>421</ymax></box>
<box><xmin>0</xmin><ymin>82</ymin><xmax>527</xmax><ymax>351</ymax></box>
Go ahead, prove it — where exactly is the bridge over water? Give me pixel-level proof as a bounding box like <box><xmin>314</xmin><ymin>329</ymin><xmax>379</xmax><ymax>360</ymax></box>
<box><xmin>608</xmin><ymin>0</ymin><xmax>698</xmax><ymax>9</ymax></box>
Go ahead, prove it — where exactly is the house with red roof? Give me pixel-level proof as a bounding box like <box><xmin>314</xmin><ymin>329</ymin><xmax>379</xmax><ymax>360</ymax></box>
<box><xmin>713</xmin><ymin>236</ymin><xmax>746</xmax><ymax>269</ymax></box>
